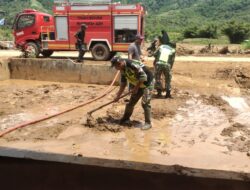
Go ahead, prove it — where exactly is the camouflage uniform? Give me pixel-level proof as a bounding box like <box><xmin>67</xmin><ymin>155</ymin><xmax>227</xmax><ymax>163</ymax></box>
<box><xmin>154</xmin><ymin>44</ymin><xmax>175</xmax><ymax>95</ymax></box>
<box><xmin>120</xmin><ymin>59</ymin><xmax>154</xmax><ymax>125</ymax></box>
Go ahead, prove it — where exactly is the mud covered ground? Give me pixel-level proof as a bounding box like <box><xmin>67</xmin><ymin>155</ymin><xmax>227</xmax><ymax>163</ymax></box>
<box><xmin>0</xmin><ymin>60</ymin><xmax>250</xmax><ymax>172</ymax></box>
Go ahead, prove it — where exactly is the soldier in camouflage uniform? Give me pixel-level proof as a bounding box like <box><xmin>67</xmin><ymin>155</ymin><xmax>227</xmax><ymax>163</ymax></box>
<box><xmin>111</xmin><ymin>56</ymin><xmax>154</xmax><ymax>130</ymax></box>
<box><xmin>154</xmin><ymin>36</ymin><xmax>176</xmax><ymax>98</ymax></box>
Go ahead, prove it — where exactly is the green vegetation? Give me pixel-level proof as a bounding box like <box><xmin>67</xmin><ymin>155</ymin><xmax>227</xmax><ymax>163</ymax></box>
<box><xmin>0</xmin><ymin>0</ymin><xmax>250</xmax><ymax>44</ymax></box>
<box><xmin>242</xmin><ymin>40</ymin><xmax>250</xmax><ymax>50</ymax></box>
<box><xmin>0</xmin><ymin>27</ymin><xmax>12</xmax><ymax>40</ymax></box>
<box><xmin>0</xmin><ymin>0</ymin><xmax>52</xmax><ymax>27</ymax></box>
<box><xmin>30</xmin><ymin>0</ymin><xmax>52</xmax><ymax>13</ymax></box>
<box><xmin>222</xmin><ymin>21</ymin><xmax>250</xmax><ymax>44</ymax></box>
<box><xmin>183</xmin><ymin>24</ymin><xmax>218</xmax><ymax>39</ymax></box>
<box><xmin>182</xmin><ymin>37</ymin><xmax>230</xmax><ymax>45</ymax></box>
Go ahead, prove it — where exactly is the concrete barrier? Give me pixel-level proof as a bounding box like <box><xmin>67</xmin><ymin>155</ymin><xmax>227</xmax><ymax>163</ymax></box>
<box><xmin>9</xmin><ymin>58</ymin><xmax>117</xmax><ymax>85</ymax></box>
<box><xmin>0</xmin><ymin>155</ymin><xmax>249</xmax><ymax>190</ymax></box>
<box><xmin>0</xmin><ymin>58</ymin><xmax>10</xmax><ymax>81</ymax></box>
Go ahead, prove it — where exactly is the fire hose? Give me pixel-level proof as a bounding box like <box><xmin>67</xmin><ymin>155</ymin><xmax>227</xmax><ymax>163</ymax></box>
<box><xmin>0</xmin><ymin>71</ymin><xmax>121</xmax><ymax>138</ymax></box>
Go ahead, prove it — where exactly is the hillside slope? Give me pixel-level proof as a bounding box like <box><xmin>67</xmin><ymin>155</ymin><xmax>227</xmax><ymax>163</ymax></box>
<box><xmin>0</xmin><ymin>0</ymin><xmax>52</xmax><ymax>26</ymax></box>
<box><xmin>0</xmin><ymin>0</ymin><xmax>250</xmax><ymax>40</ymax></box>
<box><xmin>125</xmin><ymin>0</ymin><xmax>250</xmax><ymax>39</ymax></box>
<box><xmin>1</xmin><ymin>0</ymin><xmax>250</xmax><ymax>26</ymax></box>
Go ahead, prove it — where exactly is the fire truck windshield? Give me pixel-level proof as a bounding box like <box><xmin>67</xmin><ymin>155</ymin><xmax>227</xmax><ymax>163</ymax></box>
<box><xmin>16</xmin><ymin>14</ymin><xmax>35</xmax><ymax>30</ymax></box>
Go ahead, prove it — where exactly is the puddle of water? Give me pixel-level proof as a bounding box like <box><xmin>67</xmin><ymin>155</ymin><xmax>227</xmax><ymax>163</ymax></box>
<box><xmin>221</xmin><ymin>96</ymin><xmax>250</xmax><ymax>127</ymax></box>
<box><xmin>169</xmin><ymin>98</ymin><xmax>229</xmax><ymax>144</ymax></box>
<box><xmin>221</xmin><ymin>96</ymin><xmax>250</xmax><ymax>112</ymax></box>
<box><xmin>0</xmin><ymin>113</ymin><xmax>34</xmax><ymax>130</ymax></box>
<box><xmin>0</xmin><ymin>106</ymin><xmax>61</xmax><ymax>130</ymax></box>
<box><xmin>234</xmin><ymin>112</ymin><xmax>250</xmax><ymax>127</ymax></box>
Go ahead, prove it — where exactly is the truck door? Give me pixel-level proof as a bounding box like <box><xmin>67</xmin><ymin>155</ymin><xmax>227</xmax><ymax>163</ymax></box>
<box><xmin>13</xmin><ymin>14</ymin><xmax>36</xmax><ymax>46</ymax></box>
<box><xmin>55</xmin><ymin>16</ymin><xmax>69</xmax><ymax>47</ymax></box>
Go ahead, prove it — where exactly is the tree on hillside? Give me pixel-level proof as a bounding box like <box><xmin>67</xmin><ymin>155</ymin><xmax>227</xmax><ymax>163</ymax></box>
<box><xmin>222</xmin><ymin>21</ymin><xmax>250</xmax><ymax>44</ymax></box>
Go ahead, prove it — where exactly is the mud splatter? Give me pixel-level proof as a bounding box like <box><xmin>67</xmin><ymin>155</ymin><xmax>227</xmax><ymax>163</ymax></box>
<box><xmin>221</xmin><ymin>123</ymin><xmax>250</xmax><ymax>153</ymax></box>
<box><xmin>214</xmin><ymin>68</ymin><xmax>234</xmax><ymax>80</ymax></box>
<box><xmin>234</xmin><ymin>68</ymin><xmax>250</xmax><ymax>89</ymax></box>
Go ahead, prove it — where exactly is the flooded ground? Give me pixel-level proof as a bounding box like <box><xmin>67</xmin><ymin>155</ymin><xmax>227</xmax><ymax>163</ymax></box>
<box><xmin>0</xmin><ymin>59</ymin><xmax>250</xmax><ymax>177</ymax></box>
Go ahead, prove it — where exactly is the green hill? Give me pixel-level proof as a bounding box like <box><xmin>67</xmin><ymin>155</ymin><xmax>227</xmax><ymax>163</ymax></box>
<box><xmin>1</xmin><ymin>0</ymin><xmax>250</xmax><ymax>41</ymax></box>
<box><xmin>122</xmin><ymin>0</ymin><xmax>250</xmax><ymax>40</ymax></box>
<box><xmin>0</xmin><ymin>0</ymin><xmax>52</xmax><ymax>26</ymax></box>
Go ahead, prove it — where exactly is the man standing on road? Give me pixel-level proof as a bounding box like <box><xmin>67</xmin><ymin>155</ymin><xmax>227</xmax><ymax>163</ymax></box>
<box><xmin>74</xmin><ymin>24</ymin><xmax>87</xmax><ymax>62</ymax></box>
<box><xmin>111</xmin><ymin>56</ymin><xmax>154</xmax><ymax>130</ymax></box>
<box><xmin>154</xmin><ymin>36</ymin><xmax>175</xmax><ymax>98</ymax></box>
<box><xmin>128</xmin><ymin>34</ymin><xmax>144</xmax><ymax>61</ymax></box>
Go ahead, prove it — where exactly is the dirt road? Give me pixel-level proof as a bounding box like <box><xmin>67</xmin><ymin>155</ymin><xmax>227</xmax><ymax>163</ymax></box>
<box><xmin>1</xmin><ymin>49</ymin><xmax>250</xmax><ymax>62</ymax></box>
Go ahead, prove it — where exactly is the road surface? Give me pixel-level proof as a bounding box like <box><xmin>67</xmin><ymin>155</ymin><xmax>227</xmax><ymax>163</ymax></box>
<box><xmin>1</xmin><ymin>50</ymin><xmax>250</xmax><ymax>62</ymax></box>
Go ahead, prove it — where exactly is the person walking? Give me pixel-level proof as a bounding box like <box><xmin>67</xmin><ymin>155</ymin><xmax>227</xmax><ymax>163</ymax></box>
<box><xmin>111</xmin><ymin>56</ymin><xmax>154</xmax><ymax>130</ymax></box>
<box><xmin>74</xmin><ymin>24</ymin><xmax>87</xmax><ymax>62</ymax></box>
<box><xmin>154</xmin><ymin>36</ymin><xmax>175</xmax><ymax>98</ymax></box>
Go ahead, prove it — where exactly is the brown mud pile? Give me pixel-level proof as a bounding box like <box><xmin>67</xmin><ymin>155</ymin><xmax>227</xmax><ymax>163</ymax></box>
<box><xmin>221</xmin><ymin>123</ymin><xmax>250</xmax><ymax>154</ymax></box>
<box><xmin>175</xmin><ymin>43</ymin><xmax>250</xmax><ymax>56</ymax></box>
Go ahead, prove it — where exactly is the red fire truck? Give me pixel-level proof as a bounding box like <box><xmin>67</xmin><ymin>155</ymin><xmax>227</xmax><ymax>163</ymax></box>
<box><xmin>12</xmin><ymin>0</ymin><xmax>145</xmax><ymax>60</ymax></box>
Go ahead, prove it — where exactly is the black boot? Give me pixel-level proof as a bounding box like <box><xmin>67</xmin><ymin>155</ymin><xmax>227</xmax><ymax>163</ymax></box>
<box><xmin>165</xmin><ymin>90</ymin><xmax>172</xmax><ymax>99</ymax></box>
<box><xmin>119</xmin><ymin>118</ymin><xmax>131</xmax><ymax>125</ymax></box>
<box><xmin>119</xmin><ymin>105</ymin><xmax>134</xmax><ymax>125</ymax></box>
<box><xmin>156</xmin><ymin>90</ymin><xmax>162</xmax><ymax>97</ymax></box>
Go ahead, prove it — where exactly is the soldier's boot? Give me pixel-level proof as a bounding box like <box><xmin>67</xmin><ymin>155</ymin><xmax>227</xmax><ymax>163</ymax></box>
<box><xmin>165</xmin><ymin>90</ymin><xmax>172</xmax><ymax>99</ymax></box>
<box><xmin>156</xmin><ymin>89</ymin><xmax>162</xmax><ymax>97</ymax></box>
<box><xmin>141</xmin><ymin>107</ymin><xmax>152</xmax><ymax>130</ymax></box>
<box><xmin>119</xmin><ymin>105</ymin><xmax>134</xmax><ymax>125</ymax></box>
<box><xmin>141</xmin><ymin>123</ymin><xmax>152</xmax><ymax>130</ymax></box>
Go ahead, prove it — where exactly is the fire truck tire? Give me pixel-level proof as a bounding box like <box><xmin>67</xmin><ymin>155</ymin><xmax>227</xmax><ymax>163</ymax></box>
<box><xmin>41</xmin><ymin>50</ymin><xmax>54</xmax><ymax>58</ymax></box>
<box><xmin>91</xmin><ymin>43</ymin><xmax>110</xmax><ymax>61</ymax></box>
<box><xmin>25</xmin><ymin>42</ymin><xmax>40</xmax><ymax>58</ymax></box>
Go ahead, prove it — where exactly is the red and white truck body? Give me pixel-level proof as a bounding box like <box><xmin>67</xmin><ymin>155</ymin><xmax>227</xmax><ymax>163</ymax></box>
<box><xmin>13</xmin><ymin>0</ymin><xmax>145</xmax><ymax>60</ymax></box>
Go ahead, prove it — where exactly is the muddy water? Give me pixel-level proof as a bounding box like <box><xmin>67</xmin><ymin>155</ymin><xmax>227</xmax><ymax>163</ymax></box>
<box><xmin>0</xmin><ymin>76</ymin><xmax>250</xmax><ymax>176</ymax></box>
<box><xmin>222</xmin><ymin>96</ymin><xmax>250</xmax><ymax>125</ymax></box>
<box><xmin>0</xmin><ymin>79</ymin><xmax>249</xmax><ymax>151</ymax></box>
<box><xmin>0</xmin><ymin>79</ymin><xmax>106</xmax><ymax>130</ymax></box>
<box><xmin>170</xmin><ymin>97</ymin><xmax>229</xmax><ymax>146</ymax></box>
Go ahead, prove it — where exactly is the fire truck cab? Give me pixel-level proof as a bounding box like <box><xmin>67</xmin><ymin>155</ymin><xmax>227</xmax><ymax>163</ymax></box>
<box><xmin>13</xmin><ymin>0</ymin><xmax>145</xmax><ymax>60</ymax></box>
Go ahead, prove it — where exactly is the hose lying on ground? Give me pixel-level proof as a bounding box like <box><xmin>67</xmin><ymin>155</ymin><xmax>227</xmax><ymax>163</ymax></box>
<box><xmin>0</xmin><ymin>71</ymin><xmax>120</xmax><ymax>138</ymax></box>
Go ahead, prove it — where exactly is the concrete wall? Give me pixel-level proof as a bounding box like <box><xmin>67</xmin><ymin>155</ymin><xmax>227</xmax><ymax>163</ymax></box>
<box><xmin>0</xmin><ymin>157</ymin><xmax>249</xmax><ymax>190</ymax></box>
<box><xmin>9</xmin><ymin>58</ymin><xmax>117</xmax><ymax>85</ymax></box>
<box><xmin>0</xmin><ymin>58</ymin><xmax>10</xmax><ymax>81</ymax></box>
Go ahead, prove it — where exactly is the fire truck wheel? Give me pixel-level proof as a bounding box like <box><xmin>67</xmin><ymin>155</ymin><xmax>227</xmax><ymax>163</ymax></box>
<box><xmin>41</xmin><ymin>50</ymin><xmax>54</xmax><ymax>58</ymax></box>
<box><xmin>25</xmin><ymin>42</ymin><xmax>40</xmax><ymax>58</ymax></box>
<box><xmin>91</xmin><ymin>43</ymin><xmax>110</xmax><ymax>61</ymax></box>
